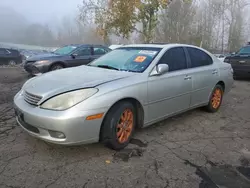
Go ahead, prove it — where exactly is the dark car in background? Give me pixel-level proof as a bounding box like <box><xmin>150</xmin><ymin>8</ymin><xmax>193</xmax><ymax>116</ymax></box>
<box><xmin>224</xmin><ymin>44</ymin><xmax>250</xmax><ymax>79</ymax></box>
<box><xmin>23</xmin><ymin>44</ymin><xmax>111</xmax><ymax>75</ymax></box>
<box><xmin>0</xmin><ymin>48</ymin><xmax>22</xmax><ymax>66</ymax></box>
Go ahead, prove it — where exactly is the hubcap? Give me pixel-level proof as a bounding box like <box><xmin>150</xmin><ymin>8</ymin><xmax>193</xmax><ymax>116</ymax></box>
<box><xmin>116</xmin><ymin>109</ymin><xmax>134</xmax><ymax>143</ymax></box>
<box><xmin>9</xmin><ymin>61</ymin><xmax>16</xmax><ymax>66</ymax></box>
<box><xmin>211</xmin><ymin>88</ymin><xmax>222</xmax><ymax>109</ymax></box>
<box><xmin>52</xmin><ymin>65</ymin><xmax>62</xmax><ymax>70</ymax></box>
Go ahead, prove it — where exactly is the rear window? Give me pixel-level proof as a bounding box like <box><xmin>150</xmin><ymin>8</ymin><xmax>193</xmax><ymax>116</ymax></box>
<box><xmin>186</xmin><ymin>47</ymin><xmax>213</xmax><ymax>68</ymax></box>
<box><xmin>9</xmin><ymin>49</ymin><xmax>20</xmax><ymax>55</ymax></box>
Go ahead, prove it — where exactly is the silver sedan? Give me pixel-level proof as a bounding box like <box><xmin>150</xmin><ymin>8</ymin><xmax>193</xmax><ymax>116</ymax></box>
<box><xmin>14</xmin><ymin>44</ymin><xmax>234</xmax><ymax>150</ymax></box>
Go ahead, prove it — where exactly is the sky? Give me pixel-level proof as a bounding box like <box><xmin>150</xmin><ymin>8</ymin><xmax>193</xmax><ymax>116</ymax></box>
<box><xmin>0</xmin><ymin>0</ymin><xmax>83</xmax><ymax>23</ymax></box>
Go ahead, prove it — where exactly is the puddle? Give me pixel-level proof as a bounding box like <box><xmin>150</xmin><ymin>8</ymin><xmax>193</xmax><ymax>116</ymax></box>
<box><xmin>113</xmin><ymin>148</ymin><xmax>144</xmax><ymax>162</ymax></box>
<box><xmin>184</xmin><ymin>160</ymin><xmax>250</xmax><ymax>188</ymax></box>
<box><xmin>130</xmin><ymin>138</ymin><xmax>148</xmax><ymax>147</ymax></box>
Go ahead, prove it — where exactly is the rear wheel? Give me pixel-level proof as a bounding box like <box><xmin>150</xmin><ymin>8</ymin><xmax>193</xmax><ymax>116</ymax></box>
<box><xmin>100</xmin><ymin>101</ymin><xmax>136</xmax><ymax>150</ymax></box>
<box><xmin>50</xmin><ymin>64</ymin><xmax>63</xmax><ymax>71</ymax></box>
<box><xmin>205</xmin><ymin>85</ymin><xmax>224</xmax><ymax>113</ymax></box>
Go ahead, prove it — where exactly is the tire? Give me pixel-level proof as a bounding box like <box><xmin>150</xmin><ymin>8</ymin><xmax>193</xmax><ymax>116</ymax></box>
<box><xmin>205</xmin><ymin>84</ymin><xmax>224</xmax><ymax>113</ymax></box>
<box><xmin>100</xmin><ymin>101</ymin><xmax>136</xmax><ymax>150</ymax></box>
<box><xmin>50</xmin><ymin>64</ymin><xmax>63</xmax><ymax>71</ymax></box>
<box><xmin>8</xmin><ymin>60</ymin><xmax>16</xmax><ymax>66</ymax></box>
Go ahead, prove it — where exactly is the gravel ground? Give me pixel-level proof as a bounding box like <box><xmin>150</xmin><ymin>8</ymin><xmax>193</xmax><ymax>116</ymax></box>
<box><xmin>0</xmin><ymin>67</ymin><xmax>250</xmax><ymax>188</ymax></box>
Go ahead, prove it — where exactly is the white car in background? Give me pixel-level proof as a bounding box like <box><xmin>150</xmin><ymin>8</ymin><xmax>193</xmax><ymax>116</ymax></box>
<box><xmin>214</xmin><ymin>54</ymin><xmax>226</xmax><ymax>62</ymax></box>
<box><xmin>109</xmin><ymin>44</ymin><xmax>123</xmax><ymax>50</ymax></box>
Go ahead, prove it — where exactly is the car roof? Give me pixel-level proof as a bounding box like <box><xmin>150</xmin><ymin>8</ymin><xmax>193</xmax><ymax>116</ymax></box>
<box><xmin>122</xmin><ymin>43</ymin><xmax>202</xmax><ymax>49</ymax></box>
<box><xmin>65</xmin><ymin>44</ymin><xmax>108</xmax><ymax>48</ymax></box>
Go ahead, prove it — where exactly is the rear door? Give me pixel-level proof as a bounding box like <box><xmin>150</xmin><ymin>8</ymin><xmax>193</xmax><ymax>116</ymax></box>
<box><xmin>69</xmin><ymin>47</ymin><xmax>92</xmax><ymax>67</ymax></box>
<box><xmin>185</xmin><ymin>47</ymin><xmax>219</xmax><ymax>107</ymax></box>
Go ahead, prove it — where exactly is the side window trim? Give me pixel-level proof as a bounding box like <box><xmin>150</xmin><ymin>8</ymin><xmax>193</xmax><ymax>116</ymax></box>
<box><xmin>75</xmin><ymin>47</ymin><xmax>92</xmax><ymax>56</ymax></box>
<box><xmin>185</xmin><ymin>47</ymin><xmax>213</xmax><ymax>69</ymax></box>
<box><xmin>93</xmin><ymin>47</ymin><xmax>107</xmax><ymax>55</ymax></box>
<box><xmin>157</xmin><ymin>47</ymin><xmax>188</xmax><ymax>73</ymax></box>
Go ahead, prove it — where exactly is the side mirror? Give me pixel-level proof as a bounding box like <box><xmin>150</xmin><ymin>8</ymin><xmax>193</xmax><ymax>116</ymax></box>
<box><xmin>150</xmin><ymin>64</ymin><xmax>169</xmax><ymax>76</ymax></box>
<box><xmin>71</xmin><ymin>53</ymin><xmax>78</xmax><ymax>58</ymax></box>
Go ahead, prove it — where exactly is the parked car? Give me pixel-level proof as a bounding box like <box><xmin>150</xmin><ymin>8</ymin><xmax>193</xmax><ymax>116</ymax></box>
<box><xmin>0</xmin><ymin>48</ymin><xmax>22</xmax><ymax>66</ymax></box>
<box><xmin>214</xmin><ymin>53</ymin><xmax>231</xmax><ymax>62</ymax></box>
<box><xmin>109</xmin><ymin>44</ymin><xmax>124</xmax><ymax>50</ymax></box>
<box><xmin>14</xmin><ymin>44</ymin><xmax>233</xmax><ymax>150</ymax></box>
<box><xmin>224</xmin><ymin>45</ymin><xmax>250</xmax><ymax>79</ymax></box>
<box><xmin>23</xmin><ymin>44</ymin><xmax>111</xmax><ymax>75</ymax></box>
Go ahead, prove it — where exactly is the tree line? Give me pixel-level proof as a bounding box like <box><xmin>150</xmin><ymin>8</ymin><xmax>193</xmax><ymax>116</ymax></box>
<box><xmin>79</xmin><ymin>0</ymin><xmax>250</xmax><ymax>53</ymax></box>
<box><xmin>1</xmin><ymin>0</ymin><xmax>249</xmax><ymax>53</ymax></box>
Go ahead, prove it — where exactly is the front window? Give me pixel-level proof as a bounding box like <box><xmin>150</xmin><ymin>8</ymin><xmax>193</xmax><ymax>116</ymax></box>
<box><xmin>88</xmin><ymin>47</ymin><xmax>161</xmax><ymax>73</ymax></box>
<box><xmin>54</xmin><ymin>45</ymin><xmax>78</xmax><ymax>55</ymax></box>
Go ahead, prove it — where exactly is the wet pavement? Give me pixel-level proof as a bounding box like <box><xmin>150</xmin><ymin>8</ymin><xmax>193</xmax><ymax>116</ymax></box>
<box><xmin>0</xmin><ymin>68</ymin><xmax>250</xmax><ymax>188</ymax></box>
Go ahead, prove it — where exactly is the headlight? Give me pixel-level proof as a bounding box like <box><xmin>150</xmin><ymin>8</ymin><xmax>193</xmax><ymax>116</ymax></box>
<box><xmin>41</xmin><ymin>88</ymin><xmax>98</xmax><ymax>110</ymax></box>
<box><xmin>34</xmin><ymin>60</ymin><xmax>50</xmax><ymax>65</ymax></box>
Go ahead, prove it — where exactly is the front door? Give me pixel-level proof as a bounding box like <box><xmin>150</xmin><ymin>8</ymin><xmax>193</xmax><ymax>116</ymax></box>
<box><xmin>185</xmin><ymin>47</ymin><xmax>219</xmax><ymax>107</ymax></box>
<box><xmin>230</xmin><ymin>46</ymin><xmax>250</xmax><ymax>77</ymax></box>
<box><xmin>69</xmin><ymin>47</ymin><xmax>93</xmax><ymax>67</ymax></box>
<box><xmin>147</xmin><ymin>47</ymin><xmax>192</xmax><ymax>124</ymax></box>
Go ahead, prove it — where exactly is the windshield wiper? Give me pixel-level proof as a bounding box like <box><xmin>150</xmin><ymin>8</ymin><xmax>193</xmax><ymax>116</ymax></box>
<box><xmin>97</xmin><ymin>65</ymin><xmax>119</xmax><ymax>70</ymax></box>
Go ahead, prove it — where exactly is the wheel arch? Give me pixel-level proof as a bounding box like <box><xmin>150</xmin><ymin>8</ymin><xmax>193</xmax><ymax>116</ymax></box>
<box><xmin>216</xmin><ymin>81</ymin><xmax>225</xmax><ymax>91</ymax></box>
<box><xmin>99</xmin><ymin>97</ymin><xmax>145</xmax><ymax>140</ymax></box>
<box><xmin>49</xmin><ymin>61</ymin><xmax>66</xmax><ymax>70</ymax></box>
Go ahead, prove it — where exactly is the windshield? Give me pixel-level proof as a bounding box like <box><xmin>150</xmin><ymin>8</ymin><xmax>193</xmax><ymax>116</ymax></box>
<box><xmin>88</xmin><ymin>47</ymin><xmax>161</xmax><ymax>73</ymax></box>
<box><xmin>54</xmin><ymin>45</ymin><xmax>77</xmax><ymax>55</ymax></box>
<box><xmin>237</xmin><ymin>46</ymin><xmax>250</xmax><ymax>54</ymax></box>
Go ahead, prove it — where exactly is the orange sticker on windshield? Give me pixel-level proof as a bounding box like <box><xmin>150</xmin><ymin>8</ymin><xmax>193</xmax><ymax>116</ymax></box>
<box><xmin>134</xmin><ymin>56</ymin><xmax>147</xmax><ymax>63</ymax></box>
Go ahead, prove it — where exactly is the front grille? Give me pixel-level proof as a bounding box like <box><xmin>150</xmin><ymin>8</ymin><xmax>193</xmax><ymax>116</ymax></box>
<box><xmin>24</xmin><ymin>91</ymin><xmax>42</xmax><ymax>105</ymax></box>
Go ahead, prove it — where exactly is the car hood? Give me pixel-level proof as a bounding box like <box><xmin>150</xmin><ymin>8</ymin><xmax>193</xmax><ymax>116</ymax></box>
<box><xmin>27</xmin><ymin>53</ymin><xmax>63</xmax><ymax>61</ymax></box>
<box><xmin>23</xmin><ymin>65</ymin><xmax>135</xmax><ymax>100</ymax></box>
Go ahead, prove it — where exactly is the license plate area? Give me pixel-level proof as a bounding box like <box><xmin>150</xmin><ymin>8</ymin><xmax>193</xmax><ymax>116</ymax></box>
<box><xmin>15</xmin><ymin>108</ymin><xmax>40</xmax><ymax>134</ymax></box>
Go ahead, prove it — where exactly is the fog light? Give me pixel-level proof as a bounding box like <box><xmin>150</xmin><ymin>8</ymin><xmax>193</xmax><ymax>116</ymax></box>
<box><xmin>48</xmin><ymin>130</ymin><xmax>66</xmax><ymax>139</ymax></box>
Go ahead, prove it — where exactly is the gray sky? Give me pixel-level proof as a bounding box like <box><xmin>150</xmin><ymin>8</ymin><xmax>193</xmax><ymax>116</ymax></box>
<box><xmin>1</xmin><ymin>0</ymin><xmax>82</xmax><ymax>23</ymax></box>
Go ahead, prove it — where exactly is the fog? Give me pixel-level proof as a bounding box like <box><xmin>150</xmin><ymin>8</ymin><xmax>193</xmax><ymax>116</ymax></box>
<box><xmin>0</xmin><ymin>0</ymin><xmax>249</xmax><ymax>52</ymax></box>
<box><xmin>1</xmin><ymin>0</ymin><xmax>82</xmax><ymax>23</ymax></box>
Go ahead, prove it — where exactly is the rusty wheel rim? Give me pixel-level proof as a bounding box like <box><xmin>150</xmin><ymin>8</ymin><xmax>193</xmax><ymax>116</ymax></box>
<box><xmin>116</xmin><ymin>109</ymin><xmax>134</xmax><ymax>144</ymax></box>
<box><xmin>211</xmin><ymin>88</ymin><xmax>222</xmax><ymax>109</ymax></box>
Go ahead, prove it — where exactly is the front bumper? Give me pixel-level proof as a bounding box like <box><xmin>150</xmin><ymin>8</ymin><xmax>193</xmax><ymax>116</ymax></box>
<box><xmin>14</xmin><ymin>92</ymin><xmax>107</xmax><ymax>145</ymax></box>
<box><xmin>24</xmin><ymin>63</ymin><xmax>49</xmax><ymax>75</ymax></box>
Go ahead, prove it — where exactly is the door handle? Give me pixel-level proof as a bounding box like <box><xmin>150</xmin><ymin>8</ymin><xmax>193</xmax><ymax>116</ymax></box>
<box><xmin>212</xmin><ymin>70</ymin><xmax>218</xmax><ymax>74</ymax></box>
<box><xmin>239</xmin><ymin>61</ymin><xmax>246</xmax><ymax>63</ymax></box>
<box><xmin>184</xmin><ymin>75</ymin><xmax>191</xmax><ymax>80</ymax></box>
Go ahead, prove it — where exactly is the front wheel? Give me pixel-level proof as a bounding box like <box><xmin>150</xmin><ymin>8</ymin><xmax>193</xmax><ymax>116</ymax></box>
<box><xmin>100</xmin><ymin>101</ymin><xmax>136</xmax><ymax>150</ymax></box>
<box><xmin>8</xmin><ymin>60</ymin><xmax>16</xmax><ymax>66</ymax></box>
<box><xmin>50</xmin><ymin>64</ymin><xmax>63</xmax><ymax>71</ymax></box>
<box><xmin>205</xmin><ymin>85</ymin><xmax>224</xmax><ymax>113</ymax></box>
